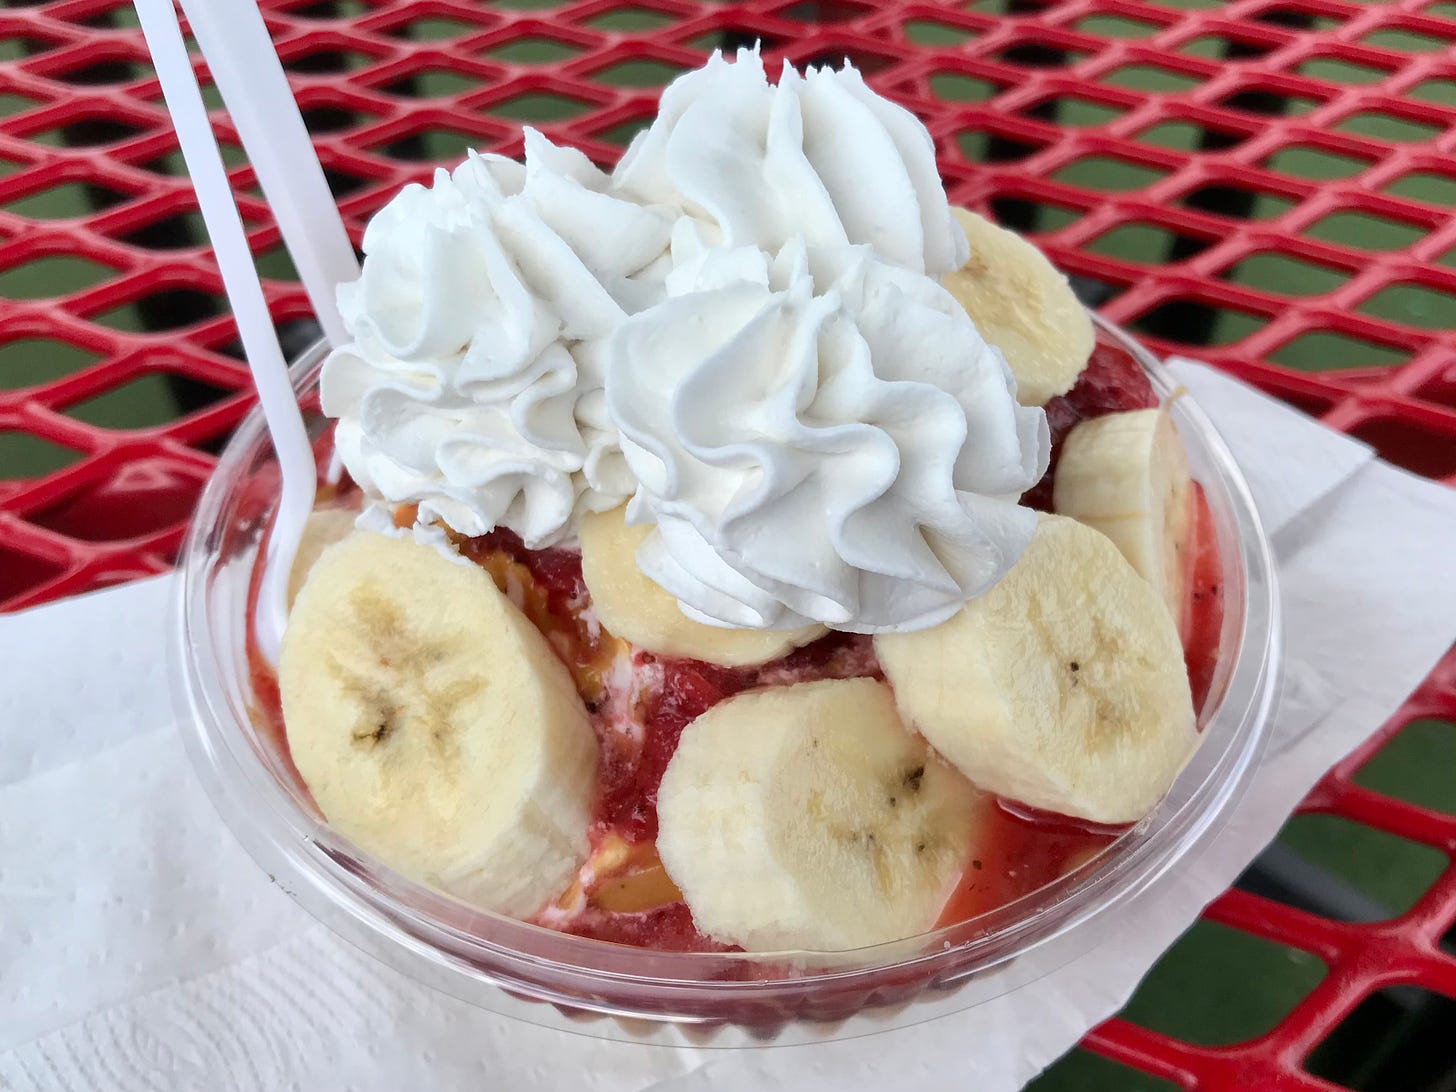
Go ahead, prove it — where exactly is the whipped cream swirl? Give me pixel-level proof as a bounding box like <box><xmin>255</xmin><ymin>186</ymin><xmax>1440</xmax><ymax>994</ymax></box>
<box><xmin>607</xmin><ymin>238</ymin><xmax>1049</xmax><ymax>634</ymax></box>
<box><xmin>322</xmin><ymin>130</ymin><xmax>672</xmax><ymax>547</ymax></box>
<box><xmin>612</xmin><ymin>49</ymin><xmax>969</xmax><ymax>278</ymax></box>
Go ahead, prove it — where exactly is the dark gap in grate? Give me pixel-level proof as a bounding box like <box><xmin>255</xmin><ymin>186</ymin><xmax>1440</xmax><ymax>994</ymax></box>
<box><xmin>593</xmin><ymin>114</ymin><xmax>654</xmax><ymax>148</ymax></box>
<box><xmin>1305</xmin><ymin>985</ymin><xmax>1456</xmax><ymax>1091</ymax></box>
<box><xmin>1360</xmin><ymin>281</ymin><xmax>1456</xmax><ymax>330</ymax></box>
<box><xmin>484</xmin><ymin>91</ymin><xmax>594</xmax><ymax>123</ymax></box>
<box><xmin>1238</xmin><ymin>813</ymin><xmax>1448</xmax><ymax>922</ymax></box>
<box><xmin>1271</xmin><ymin>329</ymin><xmax>1410</xmax><ymax>372</ymax></box>
<box><xmin>379</xmin><ymin>69</ymin><xmax>479</xmax><ymax>98</ymax></box>
<box><xmin>30</xmin><ymin>114</ymin><xmax>149</xmax><ymax>148</ymax></box>
<box><xmin>1336</xmin><ymin>111</ymin><xmax>1443</xmax><ymax>143</ymax></box>
<box><xmin>1406</xmin><ymin>78</ymin><xmax>1456</xmax><ymax>106</ymax></box>
<box><xmin>92</xmin><ymin>288</ymin><xmax>225</xmax><ymax>332</ymax></box>
<box><xmin>386</xmin><ymin>16</ymin><xmax>480</xmax><ymax>40</ymax></box>
<box><xmin>585</xmin><ymin>8</ymin><xmax>675</xmax><ymax>32</ymax></box>
<box><xmin>986</xmin><ymin>195</ymin><xmax>1081</xmax><ymax>233</ymax></box>
<box><xmin>1348</xmin><ymin>415</ymin><xmax>1456</xmax><ymax>477</ymax></box>
<box><xmin>281</xmin><ymin>48</ymin><xmax>377</xmax><ymax>76</ymax></box>
<box><xmin>778</xmin><ymin>0</ymin><xmax>876</xmax><ymax>23</ymax></box>
<box><xmin>929</xmin><ymin>72</ymin><xmax>1003</xmax><ymax>102</ymax></box>
<box><xmin>1355</xmin><ymin>717</ymin><xmax>1456</xmax><ymax>814</ymax></box>
<box><xmin>324</xmin><ymin>167</ymin><xmax>370</xmax><ymax>198</ymax></box>
<box><xmin>1051</xmin><ymin>155</ymin><xmax>1168</xmax><ymax>192</ymax></box>
<box><xmin>1100</xmin><ymin>64</ymin><xmax>1201</xmax><ymax>92</ymax></box>
<box><xmin>993</xmin><ymin>42</ymin><xmax>1090</xmax><ymax>68</ymax></box>
<box><xmin>592</xmin><ymin>59</ymin><xmax>691</xmax><ymax>88</ymax></box>
<box><xmin>0</xmin><ymin>430</ymin><xmax>82</xmax><ymax>479</ymax></box>
<box><xmin>904</xmin><ymin>19</ymin><xmax>977</xmax><ymax>46</ymax></box>
<box><xmin>1305</xmin><ymin>210</ymin><xmax>1424</xmax><ymax>251</ymax></box>
<box><xmin>377</xmin><ymin>126</ymin><xmax>483</xmax><ymax>163</ymax></box>
<box><xmin>1300</xmin><ymin>56</ymin><xmax>1392</xmax><ymax>85</ymax></box>
<box><xmin>0</xmin><ymin>256</ymin><xmax>114</xmax><ymax>299</ymax></box>
<box><xmin>1179</xmin><ymin>33</ymin><xmax>1280</xmax><ymax>58</ymax></box>
<box><xmin>62</xmin><ymin>372</ymin><xmax>233</xmax><ymax>430</ymax></box>
<box><xmin>1085</xmin><ymin>221</ymin><xmax>1215</xmax><ymax>263</ymax></box>
<box><xmin>1025</xmin><ymin>1047</ymin><xmax>1181</xmax><ymax>1092</ymax></box>
<box><xmin>1066</xmin><ymin>271</ymin><xmax>1127</xmax><ymax>307</ymax></box>
<box><xmin>1385</xmin><ymin>170</ymin><xmax>1456</xmax><ymax>206</ymax></box>
<box><xmin>1218</xmin><ymin>86</ymin><xmax>1323</xmax><ymax>116</ymax></box>
<box><xmin>1018</xmin><ymin>95</ymin><xmax>1124</xmax><ymax>127</ymax></box>
<box><xmin>1121</xmin><ymin>918</ymin><xmax>1326</xmax><ymax>1046</ymax></box>
<box><xmin>485</xmin><ymin>38</ymin><xmax>585</xmax><ymax>63</ymax></box>
<box><xmin>1173</xmin><ymin>183</ymin><xmax>1297</xmax><ymax>219</ymax></box>
<box><xmin>1264</xmin><ymin>143</ymin><xmax>1373</xmax><ymax>180</ymax></box>
<box><xmin>1362</xmin><ymin>27</ymin><xmax>1455</xmax><ymax>52</ymax></box>
<box><xmin>0</xmin><ymin>35</ymin><xmax>64</xmax><ymax>55</ymax></box>
<box><xmin>5</xmin><ymin>180</ymin><xmax>129</xmax><ymax>219</ymax></box>
<box><xmin>74</xmin><ymin>3</ymin><xmax>138</xmax><ymax>30</ymax></box>
<box><xmin>1130</xmin><ymin>298</ymin><xmax>1264</xmax><ymax>346</ymax></box>
<box><xmin>46</xmin><ymin>59</ymin><xmax>143</xmax><ymax>87</ymax></box>
<box><xmin>1073</xmin><ymin>14</ymin><xmax>1164</xmax><ymax>38</ymax></box>
<box><xmin>1134</xmin><ymin>119</ymin><xmax>1246</xmax><ymax>152</ymax></box>
<box><xmin>1252</xmin><ymin>6</ymin><xmax>1339</xmax><ymax>29</ymax></box>
<box><xmin>0</xmin><ymin>337</ymin><xmax>102</xmax><ymax>389</ymax></box>
<box><xmin>0</xmin><ymin>91</ymin><xmax>44</xmax><ymax>117</ymax></box>
<box><xmin>300</xmin><ymin>105</ymin><xmax>369</xmax><ymax>135</ymax></box>
<box><xmin>0</xmin><ymin>547</ymin><xmax>65</xmax><ymax>602</ymax></box>
<box><xmin>290</xmin><ymin>0</ymin><xmax>368</xmax><ymax>17</ymax></box>
<box><xmin>28</xmin><ymin>461</ymin><xmax>207</xmax><ymax>542</ymax></box>
<box><xmin>955</xmin><ymin>128</ymin><xmax>1045</xmax><ymax>163</ymax></box>
<box><xmin>1219</xmin><ymin>251</ymin><xmax>1350</xmax><ymax>296</ymax></box>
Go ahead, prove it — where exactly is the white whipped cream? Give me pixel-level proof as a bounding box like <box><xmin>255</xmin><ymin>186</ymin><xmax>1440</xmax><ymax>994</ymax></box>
<box><xmin>607</xmin><ymin>237</ymin><xmax>1049</xmax><ymax>634</ymax></box>
<box><xmin>612</xmin><ymin>49</ymin><xmax>969</xmax><ymax>278</ymax></box>
<box><xmin>321</xmin><ymin>130</ymin><xmax>672</xmax><ymax>547</ymax></box>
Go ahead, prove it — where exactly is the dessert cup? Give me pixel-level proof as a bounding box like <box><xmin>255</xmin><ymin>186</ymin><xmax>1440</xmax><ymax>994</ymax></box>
<box><xmin>173</xmin><ymin>314</ymin><xmax>1281</xmax><ymax>1046</ymax></box>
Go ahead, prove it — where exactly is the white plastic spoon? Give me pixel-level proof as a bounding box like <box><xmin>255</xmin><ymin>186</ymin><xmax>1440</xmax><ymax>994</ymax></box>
<box><xmin>175</xmin><ymin>0</ymin><xmax>358</xmax><ymax>347</ymax></box>
<box><xmin>135</xmin><ymin>0</ymin><xmax>314</xmax><ymax>665</ymax></box>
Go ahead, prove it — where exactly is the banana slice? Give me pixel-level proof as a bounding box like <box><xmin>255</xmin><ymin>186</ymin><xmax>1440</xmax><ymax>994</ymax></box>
<box><xmin>942</xmin><ymin>206</ymin><xmax>1093</xmax><ymax>407</ymax></box>
<box><xmin>1052</xmin><ymin>406</ymin><xmax>1192</xmax><ymax>626</ymax></box>
<box><xmin>579</xmin><ymin>505</ymin><xmax>825</xmax><ymax>667</ymax></box>
<box><xmin>280</xmin><ymin>531</ymin><xmax>598</xmax><ymax>918</ymax></box>
<box><xmin>875</xmin><ymin>515</ymin><xmax>1196</xmax><ymax>825</ymax></box>
<box><xmin>656</xmin><ymin>677</ymin><xmax>977</xmax><ymax>952</ymax></box>
<box><xmin>286</xmin><ymin>506</ymin><xmax>360</xmax><ymax>608</ymax></box>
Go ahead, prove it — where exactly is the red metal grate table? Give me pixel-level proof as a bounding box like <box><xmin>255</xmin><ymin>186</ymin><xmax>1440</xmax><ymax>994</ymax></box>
<box><xmin>1</xmin><ymin>0</ymin><xmax>1454</xmax><ymax>1087</ymax></box>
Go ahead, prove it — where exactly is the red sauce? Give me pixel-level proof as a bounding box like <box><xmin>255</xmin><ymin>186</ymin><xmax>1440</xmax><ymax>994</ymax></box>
<box><xmin>249</xmin><ymin>332</ymin><xmax>1226</xmax><ymax>951</ymax></box>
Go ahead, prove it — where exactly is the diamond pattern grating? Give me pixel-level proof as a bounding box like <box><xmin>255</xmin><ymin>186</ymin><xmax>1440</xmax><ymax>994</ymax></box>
<box><xmin>1</xmin><ymin>0</ymin><xmax>1454</xmax><ymax>1086</ymax></box>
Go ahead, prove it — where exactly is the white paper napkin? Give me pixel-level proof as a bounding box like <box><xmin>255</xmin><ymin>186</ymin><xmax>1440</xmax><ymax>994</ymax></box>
<box><xmin>3</xmin><ymin>361</ymin><xmax>1455</xmax><ymax>1092</ymax></box>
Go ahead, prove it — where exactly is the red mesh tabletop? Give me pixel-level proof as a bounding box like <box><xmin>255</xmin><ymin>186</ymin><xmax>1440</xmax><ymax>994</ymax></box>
<box><xmin>1</xmin><ymin>0</ymin><xmax>1454</xmax><ymax>1086</ymax></box>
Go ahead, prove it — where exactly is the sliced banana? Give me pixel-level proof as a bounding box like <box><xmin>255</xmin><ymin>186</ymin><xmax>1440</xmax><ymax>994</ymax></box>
<box><xmin>942</xmin><ymin>206</ymin><xmax>1094</xmax><ymax>407</ymax></box>
<box><xmin>286</xmin><ymin>506</ymin><xmax>360</xmax><ymax>608</ymax></box>
<box><xmin>1053</xmin><ymin>406</ymin><xmax>1192</xmax><ymax>626</ymax></box>
<box><xmin>656</xmin><ymin>677</ymin><xmax>977</xmax><ymax>952</ymax></box>
<box><xmin>280</xmin><ymin>531</ymin><xmax>598</xmax><ymax>918</ymax></box>
<box><xmin>579</xmin><ymin>505</ymin><xmax>825</xmax><ymax>667</ymax></box>
<box><xmin>875</xmin><ymin>515</ymin><xmax>1196</xmax><ymax>825</ymax></box>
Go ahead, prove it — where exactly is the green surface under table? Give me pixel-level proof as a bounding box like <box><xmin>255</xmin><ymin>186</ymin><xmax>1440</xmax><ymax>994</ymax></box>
<box><xmin>3</xmin><ymin>19</ymin><xmax>1456</xmax><ymax>1090</ymax></box>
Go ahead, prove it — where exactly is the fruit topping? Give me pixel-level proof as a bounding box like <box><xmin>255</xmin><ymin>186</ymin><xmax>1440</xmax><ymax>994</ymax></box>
<box><xmin>656</xmin><ymin>677</ymin><xmax>978</xmax><ymax>952</ymax></box>
<box><xmin>875</xmin><ymin>515</ymin><xmax>1198</xmax><ymax>825</ymax></box>
<box><xmin>280</xmin><ymin>531</ymin><xmax>598</xmax><ymax>917</ymax></box>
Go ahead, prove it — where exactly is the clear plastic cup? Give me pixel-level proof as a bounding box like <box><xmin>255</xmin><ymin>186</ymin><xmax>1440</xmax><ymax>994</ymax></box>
<box><xmin>172</xmin><ymin>315</ymin><xmax>1281</xmax><ymax>1046</ymax></box>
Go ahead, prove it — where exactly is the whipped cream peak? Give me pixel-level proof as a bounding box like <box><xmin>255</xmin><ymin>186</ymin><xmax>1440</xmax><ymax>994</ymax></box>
<box><xmin>612</xmin><ymin>48</ymin><xmax>969</xmax><ymax>278</ymax></box>
<box><xmin>322</xmin><ymin>133</ymin><xmax>669</xmax><ymax>547</ymax></box>
<box><xmin>608</xmin><ymin>236</ymin><xmax>1049</xmax><ymax>633</ymax></box>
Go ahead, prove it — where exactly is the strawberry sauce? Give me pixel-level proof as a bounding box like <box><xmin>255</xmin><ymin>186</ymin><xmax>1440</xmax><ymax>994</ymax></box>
<box><xmin>247</xmin><ymin>328</ymin><xmax>1226</xmax><ymax>952</ymax></box>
